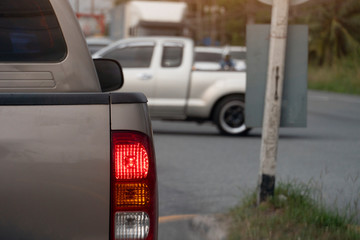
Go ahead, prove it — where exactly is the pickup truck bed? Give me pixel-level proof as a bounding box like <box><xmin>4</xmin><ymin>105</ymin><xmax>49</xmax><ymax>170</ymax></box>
<box><xmin>0</xmin><ymin>92</ymin><xmax>155</xmax><ymax>239</ymax></box>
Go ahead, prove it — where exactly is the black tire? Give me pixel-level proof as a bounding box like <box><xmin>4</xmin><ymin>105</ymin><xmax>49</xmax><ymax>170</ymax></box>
<box><xmin>213</xmin><ymin>95</ymin><xmax>251</xmax><ymax>136</ymax></box>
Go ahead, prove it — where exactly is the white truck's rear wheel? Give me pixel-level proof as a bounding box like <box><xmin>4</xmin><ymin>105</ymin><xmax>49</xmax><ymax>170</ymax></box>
<box><xmin>213</xmin><ymin>96</ymin><xmax>251</xmax><ymax>135</ymax></box>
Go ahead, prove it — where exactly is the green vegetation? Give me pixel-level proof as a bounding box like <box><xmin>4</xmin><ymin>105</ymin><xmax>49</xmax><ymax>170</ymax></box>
<box><xmin>227</xmin><ymin>181</ymin><xmax>360</xmax><ymax>240</ymax></box>
<box><xmin>295</xmin><ymin>0</ymin><xmax>360</xmax><ymax>66</ymax></box>
<box><xmin>192</xmin><ymin>0</ymin><xmax>360</xmax><ymax>95</ymax></box>
<box><xmin>295</xmin><ymin>0</ymin><xmax>360</xmax><ymax>95</ymax></box>
<box><xmin>308</xmin><ymin>56</ymin><xmax>360</xmax><ymax>95</ymax></box>
<box><xmin>213</xmin><ymin>0</ymin><xmax>360</xmax><ymax>95</ymax></box>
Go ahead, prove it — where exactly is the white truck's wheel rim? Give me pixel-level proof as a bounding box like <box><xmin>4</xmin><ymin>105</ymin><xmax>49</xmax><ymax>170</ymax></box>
<box><xmin>219</xmin><ymin>100</ymin><xmax>247</xmax><ymax>134</ymax></box>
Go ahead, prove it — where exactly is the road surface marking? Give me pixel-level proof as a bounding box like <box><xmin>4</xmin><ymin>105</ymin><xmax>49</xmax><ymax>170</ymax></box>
<box><xmin>159</xmin><ymin>214</ymin><xmax>198</xmax><ymax>223</ymax></box>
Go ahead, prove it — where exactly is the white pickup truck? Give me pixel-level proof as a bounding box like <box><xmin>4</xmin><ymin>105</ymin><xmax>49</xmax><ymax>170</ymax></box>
<box><xmin>0</xmin><ymin>1</ymin><xmax>157</xmax><ymax>239</ymax></box>
<box><xmin>93</xmin><ymin>37</ymin><xmax>249</xmax><ymax>135</ymax></box>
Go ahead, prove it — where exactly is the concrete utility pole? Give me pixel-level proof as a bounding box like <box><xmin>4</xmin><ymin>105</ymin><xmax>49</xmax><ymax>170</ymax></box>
<box><xmin>257</xmin><ymin>0</ymin><xmax>289</xmax><ymax>204</ymax></box>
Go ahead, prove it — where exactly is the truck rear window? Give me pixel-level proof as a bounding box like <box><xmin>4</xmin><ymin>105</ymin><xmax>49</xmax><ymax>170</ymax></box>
<box><xmin>0</xmin><ymin>0</ymin><xmax>67</xmax><ymax>62</ymax></box>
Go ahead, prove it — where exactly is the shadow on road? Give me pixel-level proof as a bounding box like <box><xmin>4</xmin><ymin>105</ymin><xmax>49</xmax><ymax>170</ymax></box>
<box><xmin>153</xmin><ymin>128</ymin><xmax>329</xmax><ymax>141</ymax></box>
<box><xmin>153</xmin><ymin>129</ymin><xmax>220</xmax><ymax>137</ymax></box>
<box><xmin>151</xmin><ymin>120</ymin><xmax>331</xmax><ymax>141</ymax></box>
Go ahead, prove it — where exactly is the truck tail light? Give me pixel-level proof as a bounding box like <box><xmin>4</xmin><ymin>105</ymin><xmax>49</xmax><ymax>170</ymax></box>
<box><xmin>111</xmin><ymin>131</ymin><xmax>158</xmax><ymax>240</ymax></box>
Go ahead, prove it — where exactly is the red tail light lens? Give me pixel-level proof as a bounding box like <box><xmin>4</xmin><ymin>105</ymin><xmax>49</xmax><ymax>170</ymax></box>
<box><xmin>113</xmin><ymin>138</ymin><xmax>149</xmax><ymax>180</ymax></box>
<box><xmin>111</xmin><ymin>131</ymin><xmax>158</xmax><ymax>240</ymax></box>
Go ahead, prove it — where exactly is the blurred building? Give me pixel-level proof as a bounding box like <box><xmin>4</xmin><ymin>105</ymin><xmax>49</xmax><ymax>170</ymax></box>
<box><xmin>68</xmin><ymin>0</ymin><xmax>114</xmax><ymax>36</ymax></box>
<box><xmin>110</xmin><ymin>1</ymin><xmax>188</xmax><ymax>40</ymax></box>
<box><xmin>67</xmin><ymin>0</ymin><xmax>226</xmax><ymax>45</ymax></box>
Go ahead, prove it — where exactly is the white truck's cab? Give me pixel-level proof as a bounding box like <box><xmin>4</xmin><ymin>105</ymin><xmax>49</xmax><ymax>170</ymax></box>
<box><xmin>94</xmin><ymin>37</ymin><xmax>249</xmax><ymax>135</ymax></box>
<box><xmin>94</xmin><ymin>37</ymin><xmax>194</xmax><ymax>119</ymax></box>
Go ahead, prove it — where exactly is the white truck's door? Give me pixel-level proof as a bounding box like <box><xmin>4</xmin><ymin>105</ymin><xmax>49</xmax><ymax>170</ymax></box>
<box><xmin>98</xmin><ymin>38</ymin><xmax>194</xmax><ymax>119</ymax></box>
<box><xmin>150</xmin><ymin>39</ymin><xmax>194</xmax><ymax>119</ymax></box>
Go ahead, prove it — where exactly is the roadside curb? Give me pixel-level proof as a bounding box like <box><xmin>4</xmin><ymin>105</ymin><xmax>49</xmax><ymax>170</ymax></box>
<box><xmin>159</xmin><ymin>214</ymin><xmax>229</xmax><ymax>240</ymax></box>
<box><xmin>189</xmin><ymin>215</ymin><xmax>229</xmax><ymax>240</ymax></box>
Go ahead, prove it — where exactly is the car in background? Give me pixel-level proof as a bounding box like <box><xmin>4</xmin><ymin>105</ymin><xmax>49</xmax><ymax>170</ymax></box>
<box><xmin>93</xmin><ymin>36</ymin><xmax>250</xmax><ymax>135</ymax></box>
<box><xmin>86</xmin><ymin>36</ymin><xmax>113</xmax><ymax>54</ymax></box>
<box><xmin>225</xmin><ymin>46</ymin><xmax>247</xmax><ymax>71</ymax></box>
<box><xmin>194</xmin><ymin>46</ymin><xmax>247</xmax><ymax>71</ymax></box>
<box><xmin>193</xmin><ymin>46</ymin><xmax>223</xmax><ymax>71</ymax></box>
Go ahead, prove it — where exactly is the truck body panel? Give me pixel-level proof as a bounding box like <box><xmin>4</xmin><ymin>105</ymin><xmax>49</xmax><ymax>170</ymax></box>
<box><xmin>187</xmin><ymin>71</ymin><xmax>246</xmax><ymax>118</ymax></box>
<box><xmin>0</xmin><ymin>0</ymin><xmax>158</xmax><ymax>237</ymax></box>
<box><xmin>0</xmin><ymin>95</ymin><xmax>110</xmax><ymax>239</ymax></box>
<box><xmin>0</xmin><ymin>93</ymin><xmax>152</xmax><ymax>239</ymax></box>
<box><xmin>110</xmin><ymin>92</ymin><xmax>152</xmax><ymax>133</ymax></box>
<box><xmin>149</xmin><ymin>39</ymin><xmax>193</xmax><ymax>119</ymax></box>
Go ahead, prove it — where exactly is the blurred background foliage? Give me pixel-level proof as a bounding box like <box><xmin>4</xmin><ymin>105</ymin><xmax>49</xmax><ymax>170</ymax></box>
<box><xmin>293</xmin><ymin>0</ymin><xmax>360</xmax><ymax>95</ymax></box>
<box><xmin>116</xmin><ymin>0</ymin><xmax>360</xmax><ymax>66</ymax></box>
<box><xmin>293</xmin><ymin>0</ymin><xmax>360</xmax><ymax>66</ymax></box>
<box><xmin>114</xmin><ymin>0</ymin><xmax>360</xmax><ymax>94</ymax></box>
<box><xmin>188</xmin><ymin>0</ymin><xmax>360</xmax><ymax>94</ymax></box>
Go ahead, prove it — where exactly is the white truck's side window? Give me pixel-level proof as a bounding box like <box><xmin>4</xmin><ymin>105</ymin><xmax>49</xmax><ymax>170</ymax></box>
<box><xmin>103</xmin><ymin>46</ymin><xmax>154</xmax><ymax>68</ymax></box>
<box><xmin>161</xmin><ymin>46</ymin><xmax>183</xmax><ymax>68</ymax></box>
<box><xmin>0</xmin><ymin>0</ymin><xmax>67</xmax><ymax>62</ymax></box>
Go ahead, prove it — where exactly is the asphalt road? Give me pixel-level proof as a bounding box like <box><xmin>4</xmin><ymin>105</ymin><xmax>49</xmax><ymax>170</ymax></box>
<box><xmin>153</xmin><ymin>90</ymin><xmax>360</xmax><ymax>238</ymax></box>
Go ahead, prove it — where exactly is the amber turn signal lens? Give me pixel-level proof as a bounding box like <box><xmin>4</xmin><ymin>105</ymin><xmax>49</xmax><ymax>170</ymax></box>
<box><xmin>115</xmin><ymin>183</ymin><xmax>150</xmax><ymax>208</ymax></box>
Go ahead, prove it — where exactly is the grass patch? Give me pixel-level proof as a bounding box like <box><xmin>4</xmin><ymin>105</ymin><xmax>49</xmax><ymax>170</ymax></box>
<box><xmin>308</xmin><ymin>57</ymin><xmax>360</xmax><ymax>95</ymax></box>
<box><xmin>227</xmin><ymin>181</ymin><xmax>360</xmax><ymax>240</ymax></box>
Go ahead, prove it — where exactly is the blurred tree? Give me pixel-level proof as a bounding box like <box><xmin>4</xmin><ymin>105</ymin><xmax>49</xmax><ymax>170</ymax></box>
<box><xmin>213</xmin><ymin>0</ymin><xmax>270</xmax><ymax>45</ymax></box>
<box><xmin>114</xmin><ymin>0</ymin><xmax>129</xmax><ymax>4</ymax></box>
<box><xmin>296</xmin><ymin>0</ymin><xmax>360</xmax><ymax>66</ymax></box>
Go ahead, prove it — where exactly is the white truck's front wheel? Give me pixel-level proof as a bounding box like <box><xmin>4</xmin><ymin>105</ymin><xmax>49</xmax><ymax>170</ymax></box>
<box><xmin>213</xmin><ymin>96</ymin><xmax>250</xmax><ymax>136</ymax></box>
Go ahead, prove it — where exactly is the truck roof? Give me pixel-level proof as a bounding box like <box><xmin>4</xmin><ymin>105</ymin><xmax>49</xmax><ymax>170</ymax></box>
<box><xmin>92</xmin><ymin>36</ymin><xmax>194</xmax><ymax>58</ymax></box>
